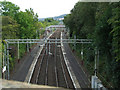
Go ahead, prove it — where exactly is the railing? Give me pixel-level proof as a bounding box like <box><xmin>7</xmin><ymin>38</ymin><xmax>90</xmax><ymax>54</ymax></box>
<box><xmin>91</xmin><ymin>76</ymin><xmax>107</xmax><ymax>90</ymax></box>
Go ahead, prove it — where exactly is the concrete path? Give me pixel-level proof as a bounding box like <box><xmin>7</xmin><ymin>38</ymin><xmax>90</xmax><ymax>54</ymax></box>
<box><xmin>10</xmin><ymin>43</ymin><xmax>41</xmax><ymax>82</ymax></box>
<box><xmin>10</xmin><ymin>33</ymin><xmax>54</xmax><ymax>82</ymax></box>
<box><xmin>62</xmin><ymin>33</ymin><xmax>90</xmax><ymax>88</ymax></box>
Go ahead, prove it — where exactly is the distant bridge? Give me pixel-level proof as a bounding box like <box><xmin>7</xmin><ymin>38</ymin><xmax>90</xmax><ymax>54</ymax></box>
<box><xmin>45</xmin><ymin>25</ymin><xmax>66</xmax><ymax>31</ymax></box>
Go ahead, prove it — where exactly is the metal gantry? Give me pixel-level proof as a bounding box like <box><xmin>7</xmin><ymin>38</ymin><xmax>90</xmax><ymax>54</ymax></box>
<box><xmin>3</xmin><ymin>38</ymin><xmax>92</xmax><ymax>80</ymax></box>
<box><xmin>5</xmin><ymin>39</ymin><xmax>92</xmax><ymax>44</ymax></box>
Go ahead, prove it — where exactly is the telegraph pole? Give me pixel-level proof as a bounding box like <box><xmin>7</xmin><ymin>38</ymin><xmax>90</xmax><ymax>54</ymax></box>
<box><xmin>95</xmin><ymin>48</ymin><xmax>97</xmax><ymax>76</ymax></box>
<box><xmin>27</xmin><ymin>39</ymin><xmax>29</xmax><ymax>52</ymax></box>
<box><xmin>3</xmin><ymin>44</ymin><xmax>6</xmax><ymax>79</ymax></box>
<box><xmin>7</xmin><ymin>43</ymin><xmax>9</xmax><ymax>79</ymax></box>
<box><xmin>18</xmin><ymin>41</ymin><xmax>19</xmax><ymax>60</ymax></box>
<box><xmin>74</xmin><ymin>35</ymin><xmax>76</xmax><ymax>50</ymax></box>
<box><xmin>81</xmin><ymin>43</ymin><xmax>83</xmax><ymax>61</ymax></box>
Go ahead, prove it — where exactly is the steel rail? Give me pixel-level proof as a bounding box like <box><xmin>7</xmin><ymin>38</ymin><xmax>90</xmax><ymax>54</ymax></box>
<box><xmin>54</xmin><ymin>39</ymin><xmax>58</xmax><ymax>87</ymax></box>
<box><xmin>45</xmin><ymin>42</ymin><xmax>50</xmax><ymax>85</ymax></box>
<box><xmin>35</xmin><ymin>43</ymin><xmax>48</xmax><ymax>84</ymax></box>
<box><xmin>59</xmin><ymin>44</ymin><xmax>69</xmax><ymax>88</ymax></box>
<box><xmin>61</xmin><ymin>32</ymin><xmax>80</xmax><ymax>88</ymax></box>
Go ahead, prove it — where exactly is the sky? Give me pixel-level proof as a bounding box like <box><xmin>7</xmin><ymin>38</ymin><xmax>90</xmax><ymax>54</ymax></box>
<box><xmin>2</xmin><ymin>0</ymin><xmax>79</xmax><ymax>18</ymax></box>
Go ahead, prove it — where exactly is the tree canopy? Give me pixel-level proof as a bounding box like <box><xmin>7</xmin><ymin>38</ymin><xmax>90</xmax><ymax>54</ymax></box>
<box><xmin>63</xmin><ymin>2</ymin><xmax>120</xmax><ymax>88</ymax></box>
<box><xmin>0</xmin><ymin>1</ymin><xmax>20</xmax><ymax>17</ymax></box>
<box><xmin>0</xmin><ymin>1</ymin><xmax>41</xmax><ymax>39</ymax></box>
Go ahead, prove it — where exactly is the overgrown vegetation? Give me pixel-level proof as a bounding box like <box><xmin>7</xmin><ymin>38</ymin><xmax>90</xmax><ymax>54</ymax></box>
<box><xmin>0</xmin><ymin>1</ymin><xmax>59</xmax><ymax>72</ymax></box>
<box><xmin>63</xmin><ymin>2</ymin><xmax>120</xmax><ymax>88</ymax></box>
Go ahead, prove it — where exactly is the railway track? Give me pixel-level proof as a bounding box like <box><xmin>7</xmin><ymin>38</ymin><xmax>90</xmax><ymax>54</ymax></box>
<box><xmin>30</xmin><ymin>30</ymin><xmax>74</xmax><ymax>89</ymax></box>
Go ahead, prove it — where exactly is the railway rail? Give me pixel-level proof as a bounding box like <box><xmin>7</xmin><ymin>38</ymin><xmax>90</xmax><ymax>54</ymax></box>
<box><xmin>30</xmin><ymin>30</ymin><xmax>74</xmax><ymax>89</ymax></box>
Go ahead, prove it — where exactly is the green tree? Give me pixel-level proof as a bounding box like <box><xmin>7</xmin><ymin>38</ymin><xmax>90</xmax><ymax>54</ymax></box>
<box><xmin>15</xmin><ymin>8</ymin><xmax>39</xmax><ymax>39</ymax></box>
<box><xmin>108</xmin><ymin>2</ymin><xmax>120</xmax><ymax>88</ymax></box>
<box><xmin>0</xmin><ymin>1</ymin><xmax>20</xmax><ymax>18</ymax></box>
<box><xmin>2</xmin><ymin>16</ymin><xmax>19</xmax><ymax>39</ymax></box>
<box><xmin>64</xmin><ymin>2</ymin><xmax>97</xmax><ymax>39</ymax></box>
<box><xmin>94</xmin><ymin>3</ymin><xmax>113</xmax><ymax>84</ymax></box>
<box><xmin>42</xmin><ymin>18</ymin><xmax>59</xmax><ymax>27</ymax></box>
<box><xmin>63</xmin><ymin>2</ymin><xmax>120</xmax><ymax>88</ymax></box>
